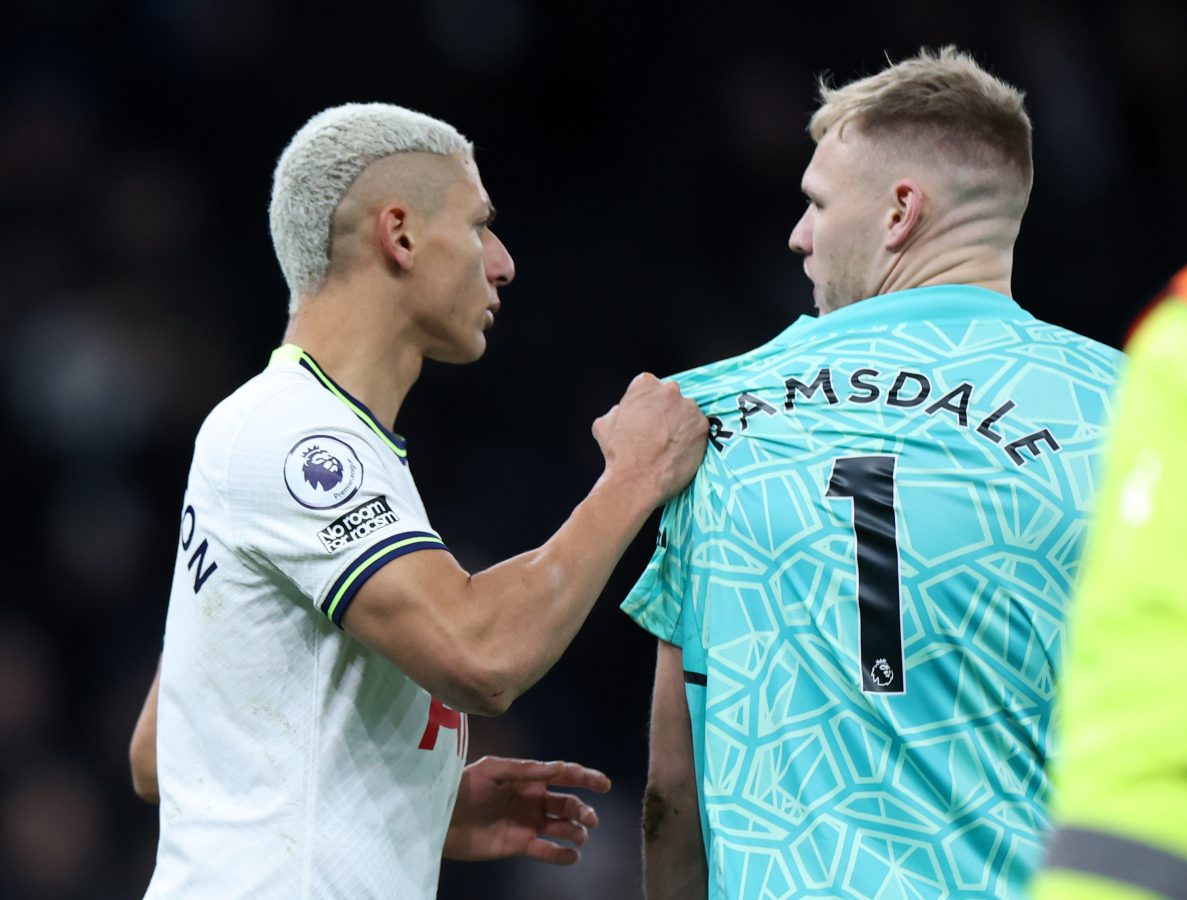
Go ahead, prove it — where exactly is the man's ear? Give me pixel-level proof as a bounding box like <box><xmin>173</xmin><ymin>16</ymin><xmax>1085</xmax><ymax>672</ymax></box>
<box><xmin>886</xmin><ymin>179</ymin><xmax>924</xmax><ymax>252</ymax></box>
<box><xmin>377</xmin><ymin>203</ymin><xmax>415</xmax><ymax>271</ymax></box>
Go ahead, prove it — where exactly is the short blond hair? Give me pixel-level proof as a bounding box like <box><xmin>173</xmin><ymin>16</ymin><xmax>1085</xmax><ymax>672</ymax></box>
<box><xmin>809</xmin><ymin>47</ymin><xmax>1032</xmax><ymax>185</ymax></box>
<box><xmin>269</xmin><ymin>103</ymin><xmax>473</xmax><ymax>312</ymax></box>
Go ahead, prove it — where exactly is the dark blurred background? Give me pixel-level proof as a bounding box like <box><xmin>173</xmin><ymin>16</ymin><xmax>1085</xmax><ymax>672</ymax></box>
<box><xmin>2</xmin><ymin>0</ymin><xmax>1184</xmax><ymax>897</ymax></box>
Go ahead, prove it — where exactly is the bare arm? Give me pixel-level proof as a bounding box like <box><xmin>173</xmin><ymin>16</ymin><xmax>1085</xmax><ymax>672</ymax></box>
<box><xmin>644</xmin><ymin>640</ymin><xmax>706</xmax><ymax>900</ymax></box>
<box><xmin>344</xmin><ymin>374</ymin><xmax>707</xmax><ymax>715</ymax></box>
<box><xmin>130</xmin><ymin>657</ymin><xmax>161</xmax><ymax>804</ymax></box>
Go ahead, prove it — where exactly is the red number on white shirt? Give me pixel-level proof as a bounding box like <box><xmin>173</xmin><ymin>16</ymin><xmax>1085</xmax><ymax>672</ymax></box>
<box><xmin>418</xmin><ymin>698</ymin><xmax>467</xmax><ymax>756</ymax></box>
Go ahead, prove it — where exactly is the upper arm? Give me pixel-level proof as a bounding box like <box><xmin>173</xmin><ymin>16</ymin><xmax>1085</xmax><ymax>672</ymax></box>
<box><xmin>647</xmin><ymin>641</ymin><xmax>698</xmax><ymax>801</ymax></box>
<box><xmin>341</xmin><ymin>548</ymin><xmax>504</xmax><ymax>714</ymax></box>
<box><xmin>643</xmin><ymin>640</ymin><xmax>706</xmax><ymax>899</ymax></box>
<box><xmin>629</xmin><ymin>493</ymin><xmax>701</xmax><ymax>829</ymax></box>
<box><xmin>130</xmin><ymin>657</ymin><xmax>161</xmax><ymax>803</ymax></box>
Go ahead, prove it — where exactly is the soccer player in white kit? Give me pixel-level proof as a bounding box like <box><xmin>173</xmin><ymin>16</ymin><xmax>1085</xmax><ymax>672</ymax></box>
<box><xmin>130</xmin><ymin>103</ymin><xmax>708</xmax><ymax>898</ymax></box>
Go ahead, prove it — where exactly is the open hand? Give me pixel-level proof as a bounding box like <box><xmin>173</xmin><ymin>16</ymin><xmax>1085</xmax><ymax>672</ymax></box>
<box><xmin>443</xmin><ymin>756</ymin><xmax>612</xmax><ymax>865</ymax></box>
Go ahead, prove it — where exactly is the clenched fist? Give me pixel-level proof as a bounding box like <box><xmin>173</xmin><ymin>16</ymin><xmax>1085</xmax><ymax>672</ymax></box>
<box><xmin>593</xmin><ymin>373</ymin><xmax>709</xmax><ymax>505</ymax></box>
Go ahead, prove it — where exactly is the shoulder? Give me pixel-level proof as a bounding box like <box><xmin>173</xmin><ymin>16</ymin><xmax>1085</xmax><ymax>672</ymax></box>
<box><xmin>202</xmin><ymin>366</ymin><xmax>354</xmax><ymax>442</ymax></box>
<box><xmin>193</xmin><ymin>366</ymin><xmax>375</xmax><ymax>489</ymax></box>
<box><xmin>1013</xmin><ymin>314</ymin><xmax>1127</xmax><ymax>381</ymax></box>
<box><xmin>667</xmin><ymin>319</ymin><xmax>813</xmax><ymax>409</ymax></box>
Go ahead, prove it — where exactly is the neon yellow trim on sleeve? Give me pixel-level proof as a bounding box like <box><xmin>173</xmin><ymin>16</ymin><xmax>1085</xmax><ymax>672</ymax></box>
<box><xmin>325</xmin><ymin>535</ymin><xmax>443</xmax><ymax>621</ymax></box>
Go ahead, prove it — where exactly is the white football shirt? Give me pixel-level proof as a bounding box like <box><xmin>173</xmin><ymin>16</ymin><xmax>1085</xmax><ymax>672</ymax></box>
<box><xmin>147</xmin><ymin>345</ymin><xmax>468</xmax><ymax>899</ymax></box>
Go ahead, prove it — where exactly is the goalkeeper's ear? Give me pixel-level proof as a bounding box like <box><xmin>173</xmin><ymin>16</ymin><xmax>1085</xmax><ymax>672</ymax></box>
<box><xmin>884</xmin><ymin>179</ymin><xmax>925</xmax><ymax>253</ymax></box>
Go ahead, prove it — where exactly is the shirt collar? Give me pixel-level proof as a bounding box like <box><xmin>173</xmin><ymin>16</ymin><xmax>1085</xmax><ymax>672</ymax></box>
<box><xmin>269</xmin><ymin>343</ymin><xmax>409</xmax><ymax>463</ymax></box>
<box><xmin>779</xmin><ymin>285</ymin><xmax>1028</xmax><ymax>345</ymax></box>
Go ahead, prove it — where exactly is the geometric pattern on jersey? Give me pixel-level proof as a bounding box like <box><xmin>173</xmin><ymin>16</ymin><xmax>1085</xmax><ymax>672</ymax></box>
<box><xmin>148</xmin><ymin>345</ymin><xmax>467</xmax><ymax>899</ymax></box>
<box><xmin>623</xmin><ymin>286</ymin><xmax>1124</xmax><ymax>899</ymax></box>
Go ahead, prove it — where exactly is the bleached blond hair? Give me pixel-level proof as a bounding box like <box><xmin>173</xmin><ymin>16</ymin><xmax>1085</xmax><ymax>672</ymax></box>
<box><xmin>809</xmin><ymin>47</ymin><xmax>1032</xmax><ymax>187</ymax></box>
<box><xmin>269</xmin><ymin>102</ymin><xmax>473</xmax><ymax>312</ymax></box>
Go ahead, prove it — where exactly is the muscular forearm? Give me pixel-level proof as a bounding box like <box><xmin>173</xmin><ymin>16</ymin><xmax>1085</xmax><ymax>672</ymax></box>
<box><xmin>348</xmin><ymin>467</ymin><xmax>663</xmax><ymax>716</ymax></box>
<box><xmin>461</xmin><ymin>469</ymin><xmax>658</xmax><ymax>708</ymax></box>
<box><xmin>346</xmin><ymin>374</ymin><xmax>706</xmax><ymax>716</ymax></box>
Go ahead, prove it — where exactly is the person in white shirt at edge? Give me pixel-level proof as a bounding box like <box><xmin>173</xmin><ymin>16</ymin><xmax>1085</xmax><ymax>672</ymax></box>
<box><xmin>127</xmin><ymin>103</ymin><xmax>708</xmax><ymax>899</ymax></box>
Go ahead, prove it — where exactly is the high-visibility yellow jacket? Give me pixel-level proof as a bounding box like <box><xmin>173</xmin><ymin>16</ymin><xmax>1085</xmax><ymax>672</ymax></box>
<box><xmin>1033</xmin><ymin>273</ymin><xmax>1187</xmax><ymax>899</ymax></box>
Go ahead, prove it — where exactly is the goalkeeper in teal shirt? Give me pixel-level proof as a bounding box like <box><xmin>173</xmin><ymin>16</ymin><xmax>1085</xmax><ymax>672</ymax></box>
<box><xmin>625</xmin><ymin>48</ymin><xmax>1124</xmax><ymax>899</ymax></box>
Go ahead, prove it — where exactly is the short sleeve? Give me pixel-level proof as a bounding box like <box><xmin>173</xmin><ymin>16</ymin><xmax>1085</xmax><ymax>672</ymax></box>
<box><xmin>620</xmin><ymin>484</ymin><xmax>696</xmax><ymax>645</ymax></box>
<box><xmin>221</xmin><ymin>391</ymin><xmax>447</xmax><ymax>628</ymax></box>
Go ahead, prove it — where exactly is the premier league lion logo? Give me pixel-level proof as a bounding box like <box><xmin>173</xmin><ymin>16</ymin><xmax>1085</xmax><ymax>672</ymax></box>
<box><xmin>871</xmin><ymin>658</ymin><xmax>895</xmax><ymax>688</ymax></box>
<box><xmin>302</xmin><ymin>445</ymin><xmax>344</xmax><ymax>492</ymax></box>
<box><xmin>285</xmin><ymin>434</ymin><xmax>362</xmax><ymax>509</ymax></box>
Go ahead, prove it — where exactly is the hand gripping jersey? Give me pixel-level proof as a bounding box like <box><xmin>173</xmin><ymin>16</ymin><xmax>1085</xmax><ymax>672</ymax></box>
<box><xmin>147</xmin><ymin>345</ymin><xmax>467</xmax><ymax>900</ymax></box>
<box><xmin>623</xmin><ymin>286</ymin><xmax>1124</xmax><ymax>899</ymax></box>
<box><xmin>1032</xmin><ymin>285</ymin><xmax>1187</xmax><ymax>899</ymax></box>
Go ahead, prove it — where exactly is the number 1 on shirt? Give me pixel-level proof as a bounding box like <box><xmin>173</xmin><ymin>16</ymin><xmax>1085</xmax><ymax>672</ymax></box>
<box><xmin>826</xmin><ymin>455</ymin><xmax>906</xmax><ymax>694</ymax></box>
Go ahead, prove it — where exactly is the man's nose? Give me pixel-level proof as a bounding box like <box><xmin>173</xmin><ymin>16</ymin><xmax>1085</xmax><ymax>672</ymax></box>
<box><xmin>486</xmin><ymin>231</ymin><xmax>515</xmax><ymax>286</ymax></box>
<box><xmin>788</xmin><ymin>212</ymin><xmax>812</xmax><ymax>255</ymax></box>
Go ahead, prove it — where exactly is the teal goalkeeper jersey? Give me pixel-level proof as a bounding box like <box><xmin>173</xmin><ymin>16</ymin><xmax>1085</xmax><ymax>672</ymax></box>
<box><xmin>623</xmin><ymin>286</ymin><xmax>1124</xmax><ymax>899</ymax></box>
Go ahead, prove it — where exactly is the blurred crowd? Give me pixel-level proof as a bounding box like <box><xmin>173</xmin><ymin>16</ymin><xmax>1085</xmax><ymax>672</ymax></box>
<box><xmin>2</xmin><ymin>1</ymin><xmax>1185</xmax><ymax>897</ymax></box>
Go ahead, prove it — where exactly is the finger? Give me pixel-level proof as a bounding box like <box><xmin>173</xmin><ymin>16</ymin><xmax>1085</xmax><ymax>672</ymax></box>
<box><xmin>483</xmin><ymin>758</ymin><xmax>573</xmax><ymax>787</ymax></box>
<box><xmin>628</xmin><ymin>371</ymin><xmax>658</xmax><ymax>392</ymax></box>
<box><xmin>489</xmin><ymin>760</ymin><xmax>611</xmax><ymax>793</ymax></box>
<box><xmin>524</xmin><ymin>839</ymin><xmax>581</xmax><ymax>866</ymax></box>
<box><xmin>543</xmin><ymin>792</ymin><xmax>599</xmax><ymax>829</ymax></box>
<box><xmin>536</xmin><ymin>761</ymin><xmax>612</xmax><ymax>792</ymax></box>
<box><xmin>538</xmin><ymin>817</ymin><xmax>590</xmax><ymax>846</ymax></box>
<box><xmin>592</xmin><ymin>408</ymin><xmax>615</xmax><ymax>441</ymax></box>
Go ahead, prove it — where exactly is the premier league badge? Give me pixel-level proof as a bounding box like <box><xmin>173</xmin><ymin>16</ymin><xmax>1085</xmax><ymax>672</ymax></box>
<box><xmin>870</xmin><ymin>658</ymin><xmax>896</xmax><ymax>688</ymax></box>
<box><xmin>284</xmin><ymin>435</ymin><xmax>363</xmax><ymax>509</ymax></box>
